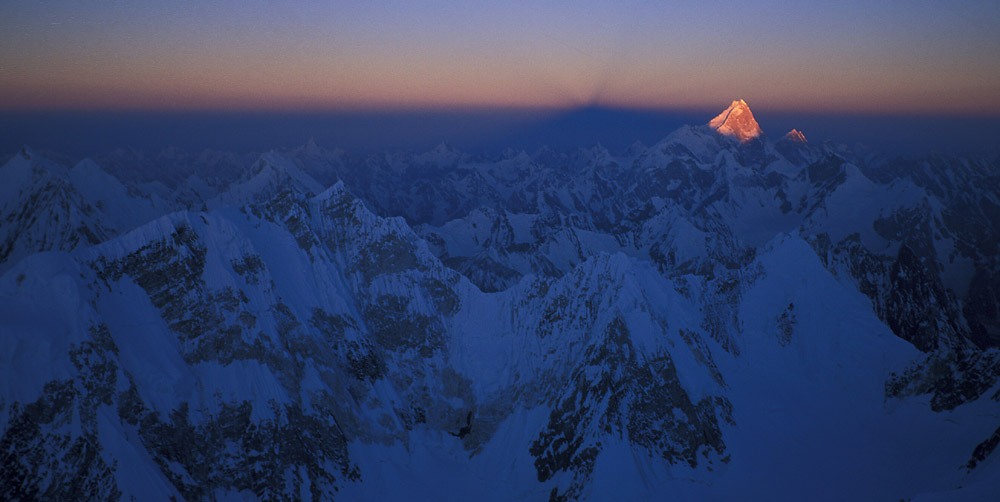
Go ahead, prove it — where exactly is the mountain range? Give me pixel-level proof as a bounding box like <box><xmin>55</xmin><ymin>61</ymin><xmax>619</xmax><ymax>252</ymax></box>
<box><xmin>2</xmin><ymin>100</ymin><xmax>999</xmax><ymax>500</ymax></box>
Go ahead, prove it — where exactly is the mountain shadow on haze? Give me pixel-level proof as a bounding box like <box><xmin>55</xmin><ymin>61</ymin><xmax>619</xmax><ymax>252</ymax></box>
<box><xmin>3</xmin><ymin>107</ymin><xmax>999</xmax><ymax>159</ymax></box>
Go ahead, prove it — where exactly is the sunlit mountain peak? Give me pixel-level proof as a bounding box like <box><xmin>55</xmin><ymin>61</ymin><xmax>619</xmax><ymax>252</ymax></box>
<box><xmin>784</xmin><ymin>128</ymin><xmax>808</xmax><ymax>143</ymax></box>
<box><xmin>708</xmin><ymin>98</ymin><xmax>763</xmax><ymax>143</ymax></box>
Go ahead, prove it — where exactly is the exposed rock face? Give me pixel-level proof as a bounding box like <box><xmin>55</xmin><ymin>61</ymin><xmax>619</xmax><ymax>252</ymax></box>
<box><xmin>708</xmin><ymin>99</ymin><xmax>763</xmax><ymax>143</ymax></box>
<box><xmin>967</xmin><ymin>425</ymin><xmax>1000</xmax><ymax>471</ymax></box>
<box><xmin>531</xmin><ymin>316</ymin><xmax>731</xmax><ymax>500</ymax></box>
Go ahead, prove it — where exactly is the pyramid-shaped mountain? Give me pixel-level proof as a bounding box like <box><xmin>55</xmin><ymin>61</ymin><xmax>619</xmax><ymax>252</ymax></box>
<box><xmin>708</xmin><ymin>99</ymin><xmax>763</xmax><ymax>143</ymax></box>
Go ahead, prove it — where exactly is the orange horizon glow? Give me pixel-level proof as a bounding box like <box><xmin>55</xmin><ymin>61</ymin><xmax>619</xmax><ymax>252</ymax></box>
<box><xmin>4</xmin><ymin>48</ymin><xmax>999</xmax><ymax>116</ymax></box>
<box><xmin>3</xmin><ymin>1</ymin><xmax>1000</xmax><ymax>116</ymax></box>
<box><xmin>5</xmin><ymin>84</ymin><xmax>1000</xmax><ymax>117</ymax></box>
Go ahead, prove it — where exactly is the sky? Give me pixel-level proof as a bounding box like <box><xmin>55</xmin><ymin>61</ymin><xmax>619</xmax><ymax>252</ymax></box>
<box><xmin>2</xmin><ymin>0</ymin><xmax>1000</xmax><ymax>114</ymax></box>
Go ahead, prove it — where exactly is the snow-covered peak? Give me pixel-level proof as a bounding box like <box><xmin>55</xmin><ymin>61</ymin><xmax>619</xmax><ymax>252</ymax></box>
<box><xmin>69</xmin><ymin>158</ymin><xmax>164</xmax><ymax>230</ymax></box>
<box><xmin>301</xmin><ymin>137</ymin><xmax>323</xmax><ymax>156</ymax></box>
<box><xmin>784</xmin><ymin>129</ymin><xmax>808</xmax><ymax>143</ymax></box>
<box><xmin>414</xmin><ymin>142</ymin><xmax>467</xmax><ymax>166</ymax></box>
<box><xmin>651</xmin><ymin>124</ymin><xmax>725</xmax><ymax>162</ymax></box>
<box><xmin>210</xmin><ymin>151</ymin><xmax>324</xmax><ymax>209</ymax></box>
<box><xmin>313</xmin><ymin>180</ymin><xmax>352</xmax><ymax>206</ymax></box>
<box><xmin>708</xmin><ymin>99</ymin><xmax>763</xmax><ymax>143</ymax></box>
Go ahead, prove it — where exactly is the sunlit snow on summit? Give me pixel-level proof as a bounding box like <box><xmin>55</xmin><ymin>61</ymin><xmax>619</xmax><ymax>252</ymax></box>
<box><xmin>708</xmin><ymin>99</ymin><xmax>763</xmax><ymax>143</ymax></box>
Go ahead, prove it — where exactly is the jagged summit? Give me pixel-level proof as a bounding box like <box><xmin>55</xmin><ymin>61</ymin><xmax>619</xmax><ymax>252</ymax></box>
<box><xmin>300</xmin><ymin>137</ymin><xmax>324</xmax><ymax>156</ymax></box>
<box><xmin>414</xmin><ymin>141</ymin><xmax>467</xmax><ymax>166</ymax></box>
<box><xmin>784</xmin><ymin>129</ymin><xmax>808</xmax><ymax>143</ymax></box>
<box><xmin>708</xmin><ymin>99</ymin><xmax>763</xmax><ymax>143</ymax></box>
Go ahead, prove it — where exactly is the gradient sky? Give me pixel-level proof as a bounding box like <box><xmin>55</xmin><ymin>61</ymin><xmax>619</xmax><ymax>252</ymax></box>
<box><xmin>2</xmin><ymin>1</ymin><xmax>1000</xmax><ymax>113</ymax></box>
